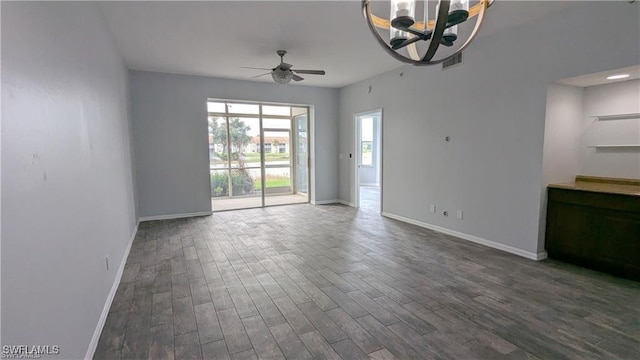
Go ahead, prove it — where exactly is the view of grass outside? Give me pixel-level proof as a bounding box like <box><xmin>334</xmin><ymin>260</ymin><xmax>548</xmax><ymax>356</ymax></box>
<box><xmin>244</xmin><ymin>152</ymin><xmax>290</xmax><ymax>163</ymax></box>
<box><xmin>212</xmin><ymin>171</ymin><xmax>291</xmax><ymax>197</ymax></box>
<box><xmin>254</xmin><ymin>174</ymin><xmax>291</xmax><ymax>189</ymax></box>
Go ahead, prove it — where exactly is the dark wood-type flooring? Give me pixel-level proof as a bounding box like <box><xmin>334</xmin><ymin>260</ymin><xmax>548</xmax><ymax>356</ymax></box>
<box><xmin>95</xmin><ymin>187</ymin><xmax>640</xmax><ymax>359</ymax></box>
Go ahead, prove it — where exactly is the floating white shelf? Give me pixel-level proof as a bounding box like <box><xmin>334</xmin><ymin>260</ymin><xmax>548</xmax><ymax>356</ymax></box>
<box><xmin>588</xmin><ymin>144</ymin><xmax>640</xmax><ymax>149</ymax></box>
<box><xmin>590</xmin><ymin>113</ymin><xmax>640</xmax><ymax>121</ymax></box>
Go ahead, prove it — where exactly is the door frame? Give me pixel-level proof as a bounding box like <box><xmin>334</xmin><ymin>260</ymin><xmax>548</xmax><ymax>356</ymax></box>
<box><xmin>353</xmin><ymin>108</ymin><xmax>383</xmax><ymax>211</ymax></box>
<box><xmin>293</xmin><ymin>112</ymin><xmax>310</xmax><ymax>197</ymax></box>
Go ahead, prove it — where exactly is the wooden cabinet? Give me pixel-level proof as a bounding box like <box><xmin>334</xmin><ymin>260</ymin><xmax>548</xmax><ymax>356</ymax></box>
<box><xmin>546</xmin><ymin>184</ymin><xmax>640</xmax><ymax>281</ymax></box>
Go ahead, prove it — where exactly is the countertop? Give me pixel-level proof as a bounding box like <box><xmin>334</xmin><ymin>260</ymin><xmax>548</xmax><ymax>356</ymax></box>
<box><xmin>548</xmin><ymin>176</ymin><xmax>640</xmax><ymax>197</ymax></box>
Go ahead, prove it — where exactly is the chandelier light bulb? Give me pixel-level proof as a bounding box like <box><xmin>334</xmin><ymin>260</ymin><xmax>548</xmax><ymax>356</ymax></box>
<box><xmin>363</xmin><ymin>0</ymin><xmax>493</xmax><ymax>65</ymax></box>
<box><xmin>449</xmin><ymin>0</ymin><xmax>470</xmax><ymax>24</ymax></box>
<box><xmin>390</xmin><ymin>0</ymin><xmax>416</xmax><ymax>27</ymax></box>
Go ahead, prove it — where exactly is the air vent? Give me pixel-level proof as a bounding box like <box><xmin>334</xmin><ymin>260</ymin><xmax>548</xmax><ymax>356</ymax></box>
<box><xmin>442</xmin><ymin>53</ymin><xmax>463</xmax><ymax>69</ymax></box>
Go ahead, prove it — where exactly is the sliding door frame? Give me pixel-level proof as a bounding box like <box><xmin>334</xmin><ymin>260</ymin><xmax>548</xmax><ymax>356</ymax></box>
<box><xmin>207</xmin><ymin>99</ymin><xmax>310</xmax><ymax>210</ymax></box>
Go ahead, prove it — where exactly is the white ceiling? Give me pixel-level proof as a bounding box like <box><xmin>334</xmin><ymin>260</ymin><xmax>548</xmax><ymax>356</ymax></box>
<box><xmin>97</xmin><ymin>1</ymin><xmax>578</xmax><ymax>88</ymax></box>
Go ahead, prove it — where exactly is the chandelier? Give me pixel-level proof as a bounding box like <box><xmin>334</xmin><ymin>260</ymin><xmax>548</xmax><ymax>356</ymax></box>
<box><xmin>362</xmin><ymin>0</ymin><xmax>493</xmax><ymax>65</ymax></box>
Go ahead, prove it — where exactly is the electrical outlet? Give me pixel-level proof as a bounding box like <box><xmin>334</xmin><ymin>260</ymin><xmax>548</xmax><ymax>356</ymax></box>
<box><xmin>457</xmin><ymin>210</ymin><xmax>463</xmax><ymax>219</ymax></box>
<box><xmin>430</xmin><ymin>204</ymin><xmax>436</xmax><ymax>213</ymax></box>
<box><xmin>105</xmin><ymin>256</ymin><xmax>110</xmax><ymax>271</ymax></box>
<box><xmin>443</xmin><ymin>211</ymin><xmax>448</xmax><ymax>217</ymax></box>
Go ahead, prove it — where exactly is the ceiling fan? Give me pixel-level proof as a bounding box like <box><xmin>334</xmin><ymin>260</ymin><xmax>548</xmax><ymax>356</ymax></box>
<box><xmin>242</xmin><ymin>50</ymin><xmax>326</xmax><ymax>84</ymax></box>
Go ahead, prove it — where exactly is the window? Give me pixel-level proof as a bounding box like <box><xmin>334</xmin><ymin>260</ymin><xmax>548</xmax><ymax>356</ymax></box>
<box><xmin>207</xmin><ymin>102</ymin><xmax>225</xmax><ymax>113</ymax></box>
<box><xmin>263</xmin><ymin>105</ymin><xmax>291</xmax><ymax>116</ymax></box>
<box><xmin>227</xmin><ymin>103</ymin><xmax>259</xmax><ymax>114</ymax></box>
<box><xmin>361</xmin><ymin>117</ymin><xmax>374</xmax><ymax>167</ymax></box>
<box><xmin>206</xmin><ymin>99</ymin><xmax>310</xmax><ymax>210</ymax></box>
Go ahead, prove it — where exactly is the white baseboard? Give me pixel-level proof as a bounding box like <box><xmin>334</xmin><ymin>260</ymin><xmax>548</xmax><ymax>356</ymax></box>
<box><xmin>85</xmin><ymin>221</ymin><xmax>139</xmax><ymax>359</ymax></box>
<box><xmin>311</xmin><ymin>199</ymin><xmax>339</xmax><ymax>205</ymax></box>
<box><xmin>338</xmin><ymin>199</ymin><xmax>355</xmax><ymax>207</ymax></box>
<box><xmin>536</xmin><ymin>251</ymin><xmax>548</xmax><ymax>260</ymax></box>
<box><xmin>311</xmin><ymin>199</ymin><xmax>355</xmax><ymax>207</ymax></box>
<box><xmin>139</xmin><ymin>211</ymin><xmax>213</xmax><ymax>221</ymax></box>
<box><xmin>381</xmin><ymin>212</ymin><xmax>547</xmax><ymax>261</ymax></box>
<box><xmin>359</xmin><ymin>183</ymin><xmax>379</xmax><ymax>186</ymax></box>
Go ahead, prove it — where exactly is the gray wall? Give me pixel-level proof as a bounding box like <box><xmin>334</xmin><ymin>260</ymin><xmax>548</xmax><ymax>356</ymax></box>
<box><xmin>1</xmin><ymin>2</ymin><xmax>137</xmax><ymax>359</ymax></box>
<box><xmin>543</xmin><ymin>84</ymin><xmax>584</xmax><ymax>187</ymax></box>
<box><xmin>539</xmin><ymin>83</ymin><xmax>584</xmax><ymax>249</ymax></box>
<box><xmin>580</xmin><ymin>79</ymin><xmax>640</xmax><ymax>178</ymax></box>
<box><xmin>338</xmin><ymin>1</ymin><xmax>639</xmax><ymax>257</ymax></box>
<box><xmin>130</xmin><ymin>71</ymin><xmax>339</xmax><ymax>218</ymax></box>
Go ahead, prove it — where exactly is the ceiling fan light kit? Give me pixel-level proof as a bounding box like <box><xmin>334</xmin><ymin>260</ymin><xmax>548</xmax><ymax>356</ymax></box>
<box><xmin>272</xmin><ymin>68</ymin><xmax>294</xmax><ymax>84</ymax></box>
<box><xmin>363</xmin><ymin>0</ymin><xmax>493</xmax><ymax>65</ymax></box>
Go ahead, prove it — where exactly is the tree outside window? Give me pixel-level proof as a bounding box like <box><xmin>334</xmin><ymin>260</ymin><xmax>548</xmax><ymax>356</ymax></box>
<box><xmin>209</xmin><ymin>117</ymin><xmax>254</xmax><ymax>196</ymax></box>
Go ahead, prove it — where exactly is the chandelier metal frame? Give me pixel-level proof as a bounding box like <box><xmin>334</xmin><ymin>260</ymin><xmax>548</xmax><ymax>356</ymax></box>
<box><xmin>362</xmin><ymin>0</ymin><xmax>494</xmax><ymax>65</ymax></box>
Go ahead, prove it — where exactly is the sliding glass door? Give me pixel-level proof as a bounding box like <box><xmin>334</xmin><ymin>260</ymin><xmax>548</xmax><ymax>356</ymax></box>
<box><xmin>209</xmin><ymin>113</ymin><xmax>263</xmax><ymax>210</ymax></box>
<box><xmin>208</xmin><ymin>101</ymin><xmax>309</xmax><ymax>211</ymax></box>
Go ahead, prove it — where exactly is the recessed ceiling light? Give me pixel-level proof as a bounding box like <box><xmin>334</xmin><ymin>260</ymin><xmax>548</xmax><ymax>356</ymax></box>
<box><xmin>606</xmin><ymin>74</ymin><xmax>630</xmax><ymax>80</ymax></box>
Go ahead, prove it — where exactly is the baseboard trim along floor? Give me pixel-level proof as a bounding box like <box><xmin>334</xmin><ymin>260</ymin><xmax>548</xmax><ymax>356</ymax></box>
<box><xmin>311</xmin><ymin>199</ymin><xmax>339</xmax><ymax>205</ymax></box>
<box><xmin>381</xmin><ymin>211</ymin><xmax>548</xmax><ymax>261</ymax></box>
<box><xmin>139</xmin><ymin>211</ymin><xmax>213</xmax><ymax>222</ymax></box>
<box><xmin>85</xmin><ymin>221</ymin><xmax>139</xmax><ymax>359</ymax></box>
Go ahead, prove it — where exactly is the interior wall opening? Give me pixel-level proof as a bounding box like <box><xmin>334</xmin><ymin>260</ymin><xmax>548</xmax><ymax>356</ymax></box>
<box><xmin>355</xmin><ymin>109</ymin><xmax>382</xmax><ymax>212</ymax></box>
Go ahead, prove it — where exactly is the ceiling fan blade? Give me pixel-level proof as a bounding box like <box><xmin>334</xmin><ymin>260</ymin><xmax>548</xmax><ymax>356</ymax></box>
<box><xmin>241</xmin><ymin>66</ymin><xmax>273</xmax><ymax>70</ymax></box>
<box><xmin>292</xmin><ymin>74</ymin><xmax>304</xmax><ymax>82</ymax></box>
<box><xmin>252</xmin><ymin>72</ymin><xmax>272</xmax><ymax>79</ymax></box>
<box><xmin>292</xmin><ymin>69</ymin><xmax>326</xmax><ymax>75</ymax></box>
